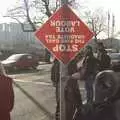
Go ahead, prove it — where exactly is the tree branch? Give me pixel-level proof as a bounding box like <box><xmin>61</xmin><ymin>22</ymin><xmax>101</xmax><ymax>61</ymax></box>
<box><xmin>41</xmin><ymin>0</ymin><xmax>52</xmax><ymax>17</ymax></box>
<box><xmin>24</xmin><ymin>0</ymin><xmax>36</xmax><ymax>31</ymax></box>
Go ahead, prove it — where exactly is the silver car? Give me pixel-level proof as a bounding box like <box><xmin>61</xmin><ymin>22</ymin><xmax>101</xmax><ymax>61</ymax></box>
<box><xmin>109</xmin><ymin>53</ymin><xmax>120</xmax><ymax>70</ymax></box>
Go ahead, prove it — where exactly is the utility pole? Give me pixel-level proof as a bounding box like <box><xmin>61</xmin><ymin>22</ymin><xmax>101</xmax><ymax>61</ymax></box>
<box><xmin>60</xmin><ymin>0</ymin><xmax>69</xmax><ymax>120</ymax></box>
<box><xmin>111</xmin><ymin>15</ymin><xmax>115</xmax><ymax>38</ymax></box>
<box><xmin>111</xmin><ymin>14</ymin><xmax>115</xmax><ymax>48</ymax></box>
<box><xmin>108</xmin><ymin>11</ymin><xmax>110</xmax><ymax>40</ymax></box>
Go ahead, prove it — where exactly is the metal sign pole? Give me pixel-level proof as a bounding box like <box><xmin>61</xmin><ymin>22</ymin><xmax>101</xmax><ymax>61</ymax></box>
<box><xmin>60</xmin><ymin>1</ymin><xmax>69</xmax><ymax>120</ymax></box>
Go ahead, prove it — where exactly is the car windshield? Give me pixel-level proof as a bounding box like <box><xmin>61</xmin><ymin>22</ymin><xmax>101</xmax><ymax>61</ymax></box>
<box><xmin>109</xmin><ymin>54</ymin><xmax>120</xmax><ymax>60</ymax></box>
<box><xmin>7</xmin><ymin>54</ymin><xmax>24</xmax><ymax>61</ymax></box>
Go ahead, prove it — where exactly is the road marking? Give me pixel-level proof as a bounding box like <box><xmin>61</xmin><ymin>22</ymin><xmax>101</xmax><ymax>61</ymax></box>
<box><xmin>14</xmin><ymin>79</ymin><xmax>85</xmax><ymax>90</ymax></box>
<box><xmin>14</xmin><ymin>79</ymin><xmax>52</xmax><ymax>86</ymax></box>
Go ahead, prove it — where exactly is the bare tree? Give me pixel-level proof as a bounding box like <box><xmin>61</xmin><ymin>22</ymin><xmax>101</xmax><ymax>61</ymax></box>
<box><xmin>5</xmin><ymin>0</ymin><xmax>80</xmax><ymax>32</ymax></box>
<box><xmin>85</xmin><ymin>9</ymin><xmax>107</xmax><ymax>43</ymax></box>
<box><xmin>5</xmin><ymin>0</ymin><xmax>59</xmax><ymax>32</ymax></box>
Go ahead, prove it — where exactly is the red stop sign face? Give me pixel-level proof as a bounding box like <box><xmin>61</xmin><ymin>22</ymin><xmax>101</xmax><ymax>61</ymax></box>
<box><xmin>35</xmin><ymin>5</ymin><xmax>94</xmax><ymax>64</ymax></box>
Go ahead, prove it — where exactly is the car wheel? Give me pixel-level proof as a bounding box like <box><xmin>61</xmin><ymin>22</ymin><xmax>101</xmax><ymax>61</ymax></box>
<box><xmin>31</xmin><ymin>63</ymin><xmax>39</xmax><ymax>70</ymax></box>
<box><xmin>32</xmin><ymin>66</ymin><xmax>37</xmax><ymax>70</ymax></box>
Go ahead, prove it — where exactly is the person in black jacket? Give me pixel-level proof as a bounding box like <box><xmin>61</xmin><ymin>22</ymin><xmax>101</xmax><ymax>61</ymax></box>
<box><xmin>97</xmin><ymin>42</ymin><xmax>111</xmax><ymax>71</ymax></box>
<box><xmin>51</xmin><ymin>57</ymin><xmax>82</xmax><ymax>120</ymax></box>
<box><xmin>83</xmin><ymin>45</ymin><xmax>99</xmax><ymax>103</ymax></box>
<box><xmin>73</xmin><ymin>70</ymin><xmax>120</xmax><ymax>120</ymax></box>
<box><xmin>65</xmin><ymin>58</ymin><xmax>82</xmax><ymax>120</ymax></box>
<box><xmin>51</xmin><ymin>58</ymin><xmax>60</xmax><ymax>120</ymax></box>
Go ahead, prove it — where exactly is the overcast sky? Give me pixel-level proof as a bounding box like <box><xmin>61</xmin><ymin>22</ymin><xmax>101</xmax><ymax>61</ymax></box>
<box><xmin>0</xmin><ymin>0</ymin><xmax>120</xmax><ymax>37</ymax></box>
<box><xmin>0</xmin><ymin>0</ymin><xmax>17</xmax><ymax>23</ymax></box>
<box><xmin>85</xmin><ymin>0</ymin><xmax>120</xmax><ymax>29</ymax></box>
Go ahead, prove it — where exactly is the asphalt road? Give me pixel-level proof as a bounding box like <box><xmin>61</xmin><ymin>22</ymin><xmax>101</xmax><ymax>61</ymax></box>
<box><xmin>11</xmin><ymin>84</ymin><xmax>53</xmax><ymax>120</ymax></box>
<box><xmin>10</xmin><ymin>64</ymin><xmax>56</xmax><ymax>120</ymax></box>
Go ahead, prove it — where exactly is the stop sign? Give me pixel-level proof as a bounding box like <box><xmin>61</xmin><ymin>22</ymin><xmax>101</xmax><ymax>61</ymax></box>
<box><xmin>35</xmin><ymin>5</ymin><xmax>94</xmax><ymax>64</ymax></box>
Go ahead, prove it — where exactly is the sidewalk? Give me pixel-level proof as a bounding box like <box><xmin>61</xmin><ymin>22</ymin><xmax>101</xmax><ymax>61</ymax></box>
<box><xmin>12</xmin><ymin>85</ymin><xmax>53</xmax><ymax>120</ymax></box>
<box><xmin>13</xmin><ymin>80</ymin><xmax>56</xmax><ymax>120</ymax></box>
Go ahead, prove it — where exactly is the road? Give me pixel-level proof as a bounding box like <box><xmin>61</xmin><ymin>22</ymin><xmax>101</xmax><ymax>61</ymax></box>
<box><xmin>12</xmin><ymin>84</ymin><xmax>53</xmax><ymax>120</ymax></box>
<box><xmin>10</xmin><ymin>64</ymin><xmax>56</xmax><ymax>120</ymax></box>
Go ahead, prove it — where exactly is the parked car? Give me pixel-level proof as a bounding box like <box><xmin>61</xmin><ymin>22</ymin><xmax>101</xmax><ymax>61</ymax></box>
<box><xmin>109</xmin><ymin>53</ymin><xmax>120</xmax><ymax>71</ymax></box>
<box><xmin>105</xmin><ymin>48</ymin><xmax>117</xmax><ymax>54</ymax></box>
<box><xmin>1</xmin><ymin>53</ymin><xmax>39</xmax><ymax>71</ymax></box>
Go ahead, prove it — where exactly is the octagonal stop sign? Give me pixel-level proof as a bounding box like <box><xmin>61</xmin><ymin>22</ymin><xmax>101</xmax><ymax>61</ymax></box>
<box><xmin>35</xmin><ymin>5</ymin><xmax>94</xmax><ymax>64</ymax></box>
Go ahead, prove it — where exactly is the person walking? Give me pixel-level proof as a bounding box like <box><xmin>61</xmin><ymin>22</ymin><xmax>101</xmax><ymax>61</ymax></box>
<box><xmin>82</xmin><ymin>45</ymin><xmax>99</xmax><ymax>103</ymax></box>
<box><xmin>0</xmin><ymin>62</ymin><xmax>14</xmax><ymax>120</ymax></box>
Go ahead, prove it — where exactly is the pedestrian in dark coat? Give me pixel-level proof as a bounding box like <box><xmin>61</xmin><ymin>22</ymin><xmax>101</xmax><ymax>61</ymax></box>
<box><xmin>0</xmin><ymin>62</ymin><xmax>14</xmax><ymax>120</ymax></box>
<box><xmin>51</xmin><ymin>59</ymin><xmax>60</xmax><ymax>120</ymax></box>
<box><xmin>97</xmin><ymin>42</ymin><xmax>111</xmax><ymax>71</ymax></box>
<box><xmin>93</xmin><ymin>70</ymin><xmax>120</xmax><ymax>120</ymax></box>
<box><xmin>65</xmin><ymin>58</ymin><xmax>82</xmax><ymax>120</ymax></box>
<box><xmin>51</xmin><ymin>58</ymin><xmax>82</xmax><ymax>120</ymax></box>
<box><xmin>73</xmin><ymin>70</ymin><xmax>120</xmax><ymax>120</ymax></box>
<box><xmin>83</xmin><ymin>45</ymin><xmax>99</xmax><ymax>103</ymax></box>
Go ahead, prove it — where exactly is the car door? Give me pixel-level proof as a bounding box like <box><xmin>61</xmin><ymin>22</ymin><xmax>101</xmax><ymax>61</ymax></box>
<box><xmin>16</xmin><ymin>55</ymin><xmax>27</xmax><ymax>69</ymax></box>
<box><xmin>26</xmin><ymin>55</ymin><xmax>34</xmax><ymax>67</ymax></box>
<box><xmin>16</xmin><ymin>55</ymin><xmax>31</xmax><ymax>68</ymax></box>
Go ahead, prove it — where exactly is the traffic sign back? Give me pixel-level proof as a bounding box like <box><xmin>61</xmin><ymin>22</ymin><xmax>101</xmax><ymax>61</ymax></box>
<box><xmin>35</xmin><ymin>5</ymin><xmax>94</xmax><ymax>64</ymax></box>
